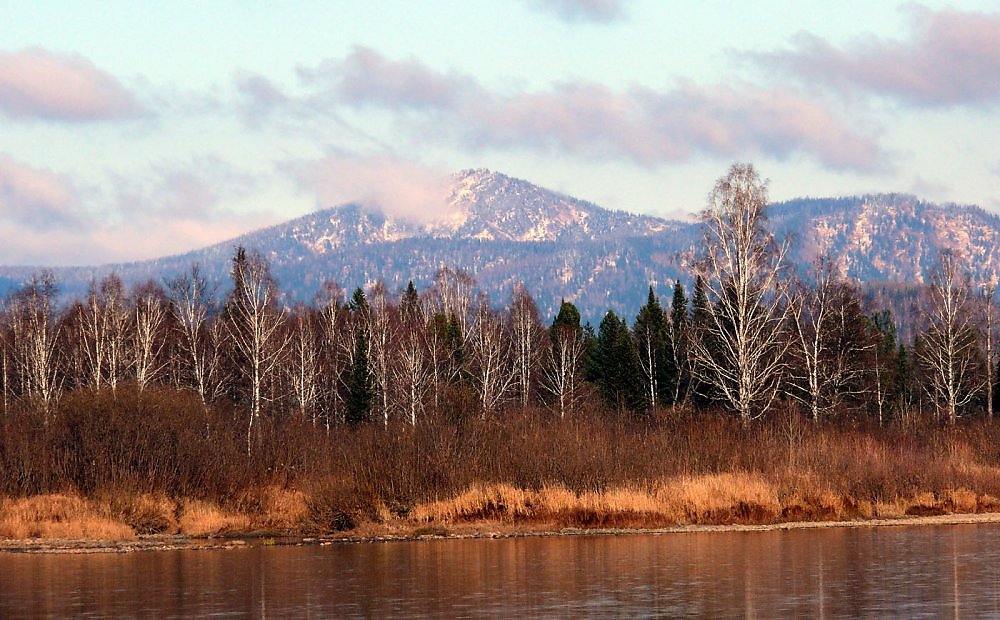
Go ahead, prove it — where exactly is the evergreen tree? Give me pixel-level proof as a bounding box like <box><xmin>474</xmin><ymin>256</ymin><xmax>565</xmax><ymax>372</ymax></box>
<box><xmin>689</xmin><ymin>275</ymin><xmax>713</xmax><ymax>407</ymax></box>
<box><xmin>634</xmin><ymin>286</ymin><xmax>671</xmax><ymax>410</ymax></box>
<box><xmin>345</xmin><ymin>327</ymin><xmax>372</xmax><ymax>425</ymax></box>
<box><xmin>582</xmin><ymin>321</ymin><xmax>599</xmax><ymax>381</ymax></box>
<box><xmin>869</xmin><ymin>309</ymin><xmax>900</xmax><ymax>424</ymax></box>
<box><xmin>593</xmin><ymin>311</ymin><xmax>643</xmax><ymax>413</ymax></box>
<box><xmin>895</xmin><ymin>343</ymin><xmax>913</xmax><ymax>412</ymax></box>
<box><xmin>349</xmin><ymin>287</ymin><xmax>369</xmax><ymax>313</ymax></box>
<box><xmin>345</xmin><ymin>286</ymin><xmax>373</xmax><ymax>424</ymax></box>
<box><xmin>669</xmin><ymin>279</ymin><xmax>689</xmax><ymax>405</ymax></box>
<box><xmin>550</xmin><ymin>301</ymin><xmax>583</xmax><ymax>372</ymax></box>
<box><xmin>552</xmin><ymin>299</ymin><xmax>582</xmax><ymax>338</ymax></box>
<box><xmin>401</xmin><ymin>280</ymin><xmax>420</xmax><ymax>322</ymax></box>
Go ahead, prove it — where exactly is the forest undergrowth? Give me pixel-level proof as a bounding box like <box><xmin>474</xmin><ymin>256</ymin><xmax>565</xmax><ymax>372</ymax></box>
<box><xmin>3</xmin><ymin>386</ymin><xmax>1000</xmax><ymax>540</ymax></box>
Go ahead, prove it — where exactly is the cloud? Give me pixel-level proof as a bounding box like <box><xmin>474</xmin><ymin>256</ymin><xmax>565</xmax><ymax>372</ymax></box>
<box><xmin>112</xmin><ymin>157</ymin><xmax>258</xmax><ymax>221</ymax></box>
<box><xmin>0</xmin><ymin>158</ymin><xmax>275</xmax><ymax>266</ymax></box>
<box><xmin>284</xmin><ymin>151</ymin><xmax>454</xmax><ymax>224</ymax></box>
<box><xmin>0</xmin><ymin>48</ymin><xmax>140</xmax><ymax>121</ymax></box>
<box><xmin>300</xmin><ymin>47</ymin><xmax>468</xmax><ymax>109</ymax></box>
<box><xmin>0</xmin><ymin>154</ymin><xmax>82</xmax><ymax>229</ymax></box>
<box><xmin>754</xmin><ymin>5</ymin><xmax>1000</xmax><ymax>107</ymax></box>
<box><xmin>279</xmin><ymin>47</ymin><xmax>884</xmax><ymax>171</ymax></box>
<box><xmin>524</xmin><ymin>0</ymin><xmax>629</xmax><ymax>23</ymax></box>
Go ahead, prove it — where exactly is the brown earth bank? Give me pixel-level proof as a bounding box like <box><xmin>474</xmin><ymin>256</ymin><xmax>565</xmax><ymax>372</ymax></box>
<box><xmin>5</xmin><ymin>476</ymin><xmax>1000</xmax><ymax>553</ymax></box>
<box><xmin>8</xmin><ymin>388</ymin><xmax>1000</xmax><ymax>553</ymax></box>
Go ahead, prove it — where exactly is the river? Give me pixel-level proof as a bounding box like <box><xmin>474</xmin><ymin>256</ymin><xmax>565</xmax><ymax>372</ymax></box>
<box><xmin>2</xmin><ymin>524</ymin><xmax>999</xmax><ymax>618</ymax></box>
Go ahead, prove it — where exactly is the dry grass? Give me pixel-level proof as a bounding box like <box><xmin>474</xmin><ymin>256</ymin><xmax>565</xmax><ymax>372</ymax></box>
<box><xmin>0</xmin><ymin>495</ymin><xmax>135</xmax><ymax>540</ymax></box>
<box><xmin>9</xmin><ymin>389</ymin><xmax>1000</xmax><ymax>539</ymax></box>
<box><xmin>253</xmin><ymin>487</ymin><xmax>311</xmax><ymax>530</ymax></box>
<box><xmin>176</xmin><ymin>500</ymin><xmax>251</xmax><ymax>537</ymax></box>
<box><xmin>412</xmin><ymin>473</ymin><xmax>782</xmax><ymax>527</ymax></box>
<box><xmin>407</xmin><ymin>474</ymin><xmax>1000</xmax><ymax>531</ymax></box>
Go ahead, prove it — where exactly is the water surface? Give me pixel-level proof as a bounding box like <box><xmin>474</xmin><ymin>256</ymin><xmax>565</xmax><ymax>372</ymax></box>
<box><xmin>2</xmin><ymin>524</ymin><xmax>999</xmax><ymax>618</ymax></box>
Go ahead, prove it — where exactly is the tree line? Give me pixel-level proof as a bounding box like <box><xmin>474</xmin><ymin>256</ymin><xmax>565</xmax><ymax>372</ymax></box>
<box><xmin>0</xmin><ymin>164</ymin><xmax>996</xmax><ymax>458</ymax></box>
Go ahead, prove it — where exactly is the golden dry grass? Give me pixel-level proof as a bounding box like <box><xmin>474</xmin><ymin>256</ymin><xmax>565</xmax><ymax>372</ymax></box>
<box><xmin>0</xmin><ymin>495</ymin><xmax>135</xmax><ymax>540</ymax></box>
<box><xmin>176</xmin><ymin>500</ymin><xmax>251</xmax><ymax>537</ymax></box>
<box><xmin>411</xmin><ymin>473</ymin><xmax>784</xmax><ymax>527</ymax></box>
<box><xmin>255</xmin><ymin>487</ymin><xmax>310</xmax><ymax>530</ymax></box>
<box><xmin>407</xmin><ymin>473</ymin><xmax>996</xmax><ymax>530</ymax></box>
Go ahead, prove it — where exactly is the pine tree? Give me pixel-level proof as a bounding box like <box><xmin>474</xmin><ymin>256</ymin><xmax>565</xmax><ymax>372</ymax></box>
<box><xmin>401</xmin><ymin>281</ymin><xmax>420</xmax><ymax>321</ymax></box>
<box><xmin>582</xmin><ymin>321</ymin><xmax>598</xmax><ymax>382</ymax></box>
<box><xmin>894</xmin><ymin>343</ymin><xmax>913</xmax><ymax>413</ymax></box>
<box><xmin>349</xmin><ymin>287</ymin><xmax>369</xmax><ymax>313</ymax></box>
<box><xmin>345</xmin><ymin>286</ymin><xmax>373</xmax><ymax>425</ymax></box>
<box><xmin>689</xmin><ymin>275</ymin><xmax>713</xmax><ymax>408</ymax></box>
<box><xmin>669</xmin><ymin>280</ymin><xmax>689</xmax><ymax>406</ymax></box>
<box><xmin>634</xmin><ymin>286</ymin><xmax>671</xmax><ymax>411</ymax></box>
<box><xmin>551</xmin><ymin>299</ymin><xmax>581</xmax><ymax>339</ymax></box>
<box><xmin>593</xmin><ymin>311</ymin><xmax>643</xmax><ymax>413</ymax></box>
<box><xmin>869</xmin><ymin>310</ymin><xmax>899</xmax><ymax>425</ymax></box>
<box><xmin>345</xmin><ymin>328</ymin><xmax>372</xmax><ymax>425</ymax></box>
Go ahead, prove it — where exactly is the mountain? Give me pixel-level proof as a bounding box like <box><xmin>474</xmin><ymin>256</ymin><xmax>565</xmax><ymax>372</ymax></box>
<box><xmin>0</xmin><ymin>170</ymin><xmax>997</xmax><ymax>325</ymax></box>
<box><xmin>770</xmin><ymin>194</ymin><xmax>1000</xmax><ymax>285</ymax></box>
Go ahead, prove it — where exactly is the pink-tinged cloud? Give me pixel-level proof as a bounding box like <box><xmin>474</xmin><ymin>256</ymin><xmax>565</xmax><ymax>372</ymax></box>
<box><xmin>755</xmin><ymin>6</ymin><xmax>1000</xmax><ymax>107</ymax></box>
<box><xmin>0</xmin><ymin>48</ymin><xmax>139</xmax><ymax>121</ymax></box>
<box><xmin>0</xmin><ymin>154</ymin><xmax>82</xmax><ymax>229</ymax></box>
<box><xmin>524</xmin><ymin>0</ymin><xmax>629</xmax><ymax>22</ymax></box>
<box><xmin>0</xmin><ymin>159</ymin><xmax>275</xmax><ymax>267</ymax></box>
<box><xmin>300</xmin><ymin>46</ymin><xmax>467</xmax><ymax>109</ymax></box>
<box><xmin>285</xmin><ymin>152</ymin><xmax>454</xmax><ymax>224</ymax></box>
<box><xmin>294</xmin><ymin>47</ymin><xmax>884</xmax><ymax>171</ymax></box>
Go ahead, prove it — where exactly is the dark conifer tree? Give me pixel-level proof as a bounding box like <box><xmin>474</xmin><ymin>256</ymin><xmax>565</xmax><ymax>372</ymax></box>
<box><xmin>895</xmin><ymin>343</ymin><xmax>914</xmax><ymax>412</ymax></box>
<box><xmin>689</xmin><ymin>275</ymin><xmax>714</xmax><ymax>408</ymax></box>
<box><xmin>582</xmin><ymin>320</ymin><xmax>599</xmax><ymax>381</ymax></box>
<box><xmin>401</xmin><ymin>280</ymin><xmax>420</xmax><ymax>320</ymax></box>
<box><xmin>593</xmin><ymin>311</ymin><xmax>643</xmax><ymax>413</ymax></box>
<box><xmin>349</xmin><ymin>287</ymin><xmax>369</xmax><ymax>313</ymax></box>
<box><xmin>669</xmin><ymin>279</ymin><xmax>689</xmax><ymax>405</ymax></box>
<box><xmin>552</xmin><ymin>299</ymin><xmax>582</xmax><ymax>337</ymax></box>
<box><xmin>345</xmin><ymin>328</ymin><xmax>372</xmax><ymax>425</ymax></box>
<box><xmin>550</xmin><ymin>300</ymin><xmax>583</xmax><ymax>359</ymax></box>
<box><xmin>634</xmin><ymin>286</ymin><xmax>672</xmax><ymax>410</ymax></box>
<box><xmin>344</xmin><ymin>286</ymin><xmax>373</xmax><ymax>424</ymax></box>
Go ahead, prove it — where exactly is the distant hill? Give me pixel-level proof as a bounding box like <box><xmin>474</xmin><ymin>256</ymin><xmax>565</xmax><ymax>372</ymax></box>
<box><xmin>0</xmin><ymin>170</ymin><xmax>997</xmax><ymax>326</ymax></box>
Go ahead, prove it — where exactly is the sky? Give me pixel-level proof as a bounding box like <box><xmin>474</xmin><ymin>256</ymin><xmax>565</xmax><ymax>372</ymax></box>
<box><xmin>1</xmin><ymin>0</ymin><xmax>998</xmax><ymax>266</ymax></box>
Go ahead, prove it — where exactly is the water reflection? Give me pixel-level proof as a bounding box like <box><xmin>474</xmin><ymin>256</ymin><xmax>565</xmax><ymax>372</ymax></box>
<box><xmin>2</xmin><ymin>524</ymin><xmax>1000</xmax><ymax>618</ymax></box>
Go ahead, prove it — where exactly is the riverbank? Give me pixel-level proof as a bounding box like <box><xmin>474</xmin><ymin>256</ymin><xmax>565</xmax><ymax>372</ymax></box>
<box><xmin>6</xmin><ymin>511</ymin><xmax>1000</xmax><ymax>554</ymax></box>
<box><xmin>5</xmin><ymin>472</ymin><xmax>1000</xmax><ymax>553</ymax></box>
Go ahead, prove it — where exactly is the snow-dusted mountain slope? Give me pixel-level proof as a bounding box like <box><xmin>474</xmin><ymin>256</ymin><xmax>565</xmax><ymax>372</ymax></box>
<box><xmin>0</xmin><ymin>171</ymin><xmax>996</xmax><ymax>323</ymax></box>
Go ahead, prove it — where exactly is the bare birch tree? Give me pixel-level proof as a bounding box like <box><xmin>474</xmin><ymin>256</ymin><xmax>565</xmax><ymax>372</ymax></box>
<box><xmin>690</xmin><ymin>163</ymin><xmax>790</xmax><ymax>421</ymax></box>
<box><xmin>469</xmin><ymin>296</ymin><xmax>514</xmax><ymax>418</ymax></box>
<box><xmin>132</xmin><ymin>282</ymin><xmax>168</xmax><ymax>394</ymax></box>
<box><xmin>288</xmin><ymin>308</ymin><xmax>322</xmax><ymax>424</ymax></box>
<box><xmin>510</xmin><ymin>283</ymin><xmax>541</xmax><ymax>408</ymax></box>
<box><xmin>226</xmin><ymin>247</ymin><xmax>290</xmax><ymax>453</ymax></box>
<box><xmin>980</xmin><ymin>272</ymin><xmax>998</xmax><ymax>419</ymax></box>
<box><xmin>787</xmin><ymin>257</ymin><xmax>870</xmax><ymax>422</ymax></box>
<box><xmin>367</xmin><ymin>281</ymin><xmax>395</xmax><ymax>427</ymax></box>
<box><xmin>541</xmin><ymin>320</ymin><xmax>584</xmax><ymax>418</ymax></box>
<box><xmin>167</xmin><ymin>265</ymin><xmax>227</xmax><ymax>405</ymax></box>
<box><xmin>317</xmin><ymin>281</ymin><xmax>347</xmax><ymax>429</ymax></box>
<box><xmin>395</xmin><ymin>284</ymin><xmax>429</xmax><ymax>425</ymax></box>
<box><xmin>917</xmin><ymin>251</ymin><xmax>985</xmax><ymax>424</ymax></box>
<box><xmin>433</xmin><ymin>267</ymin><xmax>475</xmax><ymax>336</ymax></box>
<box><xmin>9</xmin><ymin>272</ymin><xmax>62</xmax><ymax>417</ymax></box>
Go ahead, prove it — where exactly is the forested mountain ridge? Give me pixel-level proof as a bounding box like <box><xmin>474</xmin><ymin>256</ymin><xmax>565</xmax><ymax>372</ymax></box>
<box><xmin>0</xmin><ymin>170</ymin><xmax>995</xmax><ymax>322</ymax></box>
